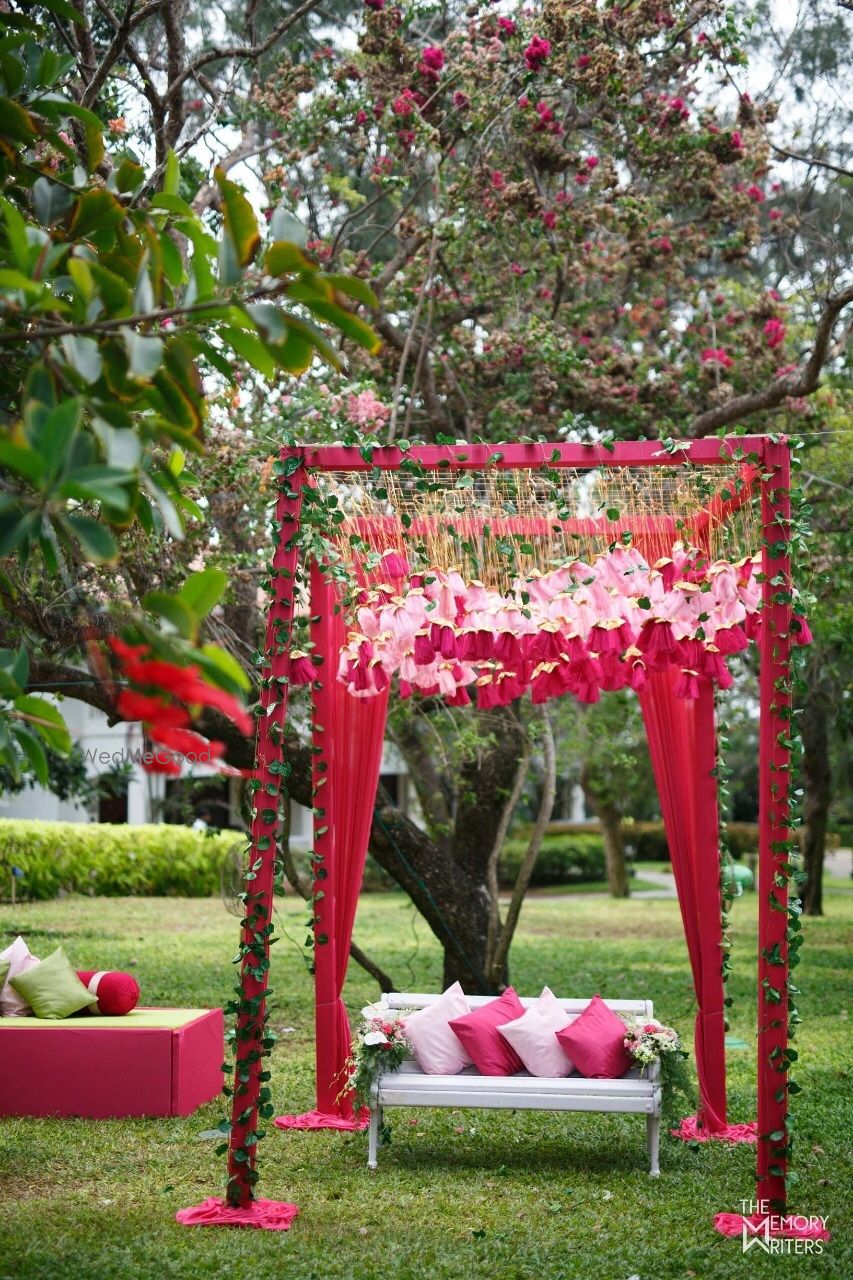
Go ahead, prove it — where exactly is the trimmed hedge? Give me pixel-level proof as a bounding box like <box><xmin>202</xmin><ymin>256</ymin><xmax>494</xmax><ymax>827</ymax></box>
<box><xmin>541</xmin><ymin>819</ymin><xmax>766</xmax><ymax>861</ymax></box>
<box><xmin>499</xmin><ymin>834</ymin><xmax>605</xmax><ymax>887</ymax></box>
<box><xmin>0</xmin><ymin>820</ymin><xmax>243</xmax><ymax>899</ymax></box>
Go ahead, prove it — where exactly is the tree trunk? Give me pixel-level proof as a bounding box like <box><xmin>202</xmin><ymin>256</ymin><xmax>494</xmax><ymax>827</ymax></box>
<box><xmin>801</xmin><ymin>678</ymin><xmax>832</xmax><ymax>917</ymax></box>
<box><xmin>581</xmin><ymin>762</ymin><xmax>629</xmax><ymax>897</ymax></box>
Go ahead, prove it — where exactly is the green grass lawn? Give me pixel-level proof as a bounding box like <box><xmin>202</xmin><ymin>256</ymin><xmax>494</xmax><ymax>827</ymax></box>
<box><xmin>1</xmin><ymin>888</ymin><xmax>850</xmax><ymax>1280</ymax></box>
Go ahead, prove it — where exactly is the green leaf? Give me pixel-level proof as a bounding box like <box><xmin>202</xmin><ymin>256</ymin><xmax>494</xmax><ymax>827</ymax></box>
<box><xmin>113</xmin><ymin>157</ymin><xmax>144</xmax><ymax>193</ymax></box>
<box><xmin>0</xmin><ymin>267</ymin><xmax>43</xmax><ymax>296</ymax></box>
<box><xmin>36</xmin><ymin>0</ymin><xmax>85</xmax><ymax>25</ymax></box>
<box><xmin>265</xmin><ymin>241</ymin><xmax>311</xmax><ymax>275</ymax></box>
<box><xmin>28</xmin><ymin>397</ymin><xmax>82</xmax><ymax>470</ymax></box>
<box><xmin>12</xmin><ymin>695</ymin><xmax>71</xmax><ymax>755</ymax></box>
<box><xmin>60</xmin><ymin>334</ymin><xmax>102</xmax><ymax>383</ymax></box>
<box><xmin>142</xmin><ymin>590</ymin><xmax>195</xmax><ymax>638</ymax></box>
<box><xmin>63</xmin><ymin>512</ymin><xmax>118</xmax><ymax>562</ymax></box>
<box><xmin>0</xmin><ymin>96</ymin><xmax>38</xmax><ymax>142</ymax></box>
<box><xmin>58</xmin><ymin>464</ymin><xmax>133</xmax><ymax>510</ymax></box>
<box><xmin>68</xmin><ymin>189</ymin><xmax>124</xmax><ymax>238</ymax></box>
<box><xmin>215</xmin><ymin>167</ymin><xmax>260</xmax><ymax>268</ymax></box>
<box><xmin>323</xmin><ymin>273</ymin><xmax>378</xmax><ymax>308</ymax></box>
<box><xmin>0</xmin><ymin>646</ymin><xmax>28</xmax><ymax>698</ymax></box>
<box><xmin>199</xmin><ymin>643</ymin><xmax>251</xmax><ymax>692</ymax></box>
<box><xmin>0</xmin><ymin>440</ymin><xmax>47</xmax><ymax>486</ymax></box>
<box><xmin>122</xmin><ymin>329</ymin><xmax>164</xmax><ymax>380</ymax></box>
<box><xmin>269</xmin><ymin>207</ymin><xmax>307</xmax><ymax>246</ymax></box>
<box><xmin>32</xmin><ymin>177</ymin><xmax>74</xmax><ymax>226</ymax></box>
<box><xmin>301</xmin><ymin>298</ymin><xmax>380</xmax><ymax>353</ymax></box>
<box><xmin>11</xmin><ymin>722</ymin><xmax>48</xmax><ymax>784</ymax></box>
<box><xmin>1</xmin><ymin>198</ymin><xmax>30</xmax><ymax>270</ymax></box>
<box><xmin>163</xmin><ymin>149</ymin><xmax>180</xmax><ymax>197</ymax></box>
<box><xmin>222</xmin><ymin>326</ymin><xmax>276</xmax><ymax>378</ymax></box>
<box><xmin>178</xmin><ymin>568</ymin><xmax>228</xmax><ymax>618</ymax></box>
<box><xmin>150</xmin><ymin>192</ymin><xmax>197</xmax><ymax>218</ymax></box>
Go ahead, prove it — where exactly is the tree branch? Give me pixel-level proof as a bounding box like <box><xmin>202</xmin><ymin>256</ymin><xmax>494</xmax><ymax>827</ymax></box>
<box><xmin>689</xmin><ymin>284</ymin><xmax>853</xmax><ymax>435</ymax></box>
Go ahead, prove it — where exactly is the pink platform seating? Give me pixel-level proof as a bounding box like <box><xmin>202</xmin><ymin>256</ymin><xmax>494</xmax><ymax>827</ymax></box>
<box><xmin>0</xmin><ymin>1007</ymin><xmax>224</xmax><ymax>1118</ymax></box>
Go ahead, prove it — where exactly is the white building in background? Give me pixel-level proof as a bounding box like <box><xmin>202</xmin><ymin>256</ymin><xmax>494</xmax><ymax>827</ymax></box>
<box><xmin>0</xmin><ymin>697</ymin><xmax>413</xmax><ymax>846</ymax></box>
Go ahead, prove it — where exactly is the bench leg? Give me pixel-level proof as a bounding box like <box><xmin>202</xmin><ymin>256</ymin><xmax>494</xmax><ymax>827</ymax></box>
<box><xmin>647</xmin><ymin>1111</ymin><xmax>661</xmax><ymax>1177</ymax></box>
<box><xmin>368</xmin><ymin>1105</ymin><xmax>382</xmax><ymax>1171</ymax></box>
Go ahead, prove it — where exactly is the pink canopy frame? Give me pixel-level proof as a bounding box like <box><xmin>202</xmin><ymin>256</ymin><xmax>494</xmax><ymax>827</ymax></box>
<box><xmin>178</xmin><ymin>436</ymin><xmax>799</xmax><ymax>1236</ymax></box>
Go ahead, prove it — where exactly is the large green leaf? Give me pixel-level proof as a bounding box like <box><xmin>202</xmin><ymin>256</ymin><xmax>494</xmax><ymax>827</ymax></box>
<box><xmin>63</xmin><ymin>512</ymin><xmax>118</xmax><ymax>562</ymax></box>
<box><xmin>198</xmin><ymin>643</ymin><xmax>251</xmax><ymax>693</ymax></box>
<box><xmin>0</xmin><ymin>646</ymin><xmax>28</xmax><ymax>698</ymax></box>
<box><xmin>142</xmin><ymin>590</ymin><xmax>195</xmax><ymax>639</ymax></box>
<box><xmin>60</xmin><ymin>334</ymin><xmax>102</xmax><ymax>383</ymax></box>
<box><xmin>123</xmin><ymin>329</ymin><xmax>164</xmax><ymax>380</ymax></box>
<box><xmin>0</xmin><ymin>96</ymin><xmax>37</xmax><ymax>142</ymax></box>
<box><xmin>179</xmin><ymin>568</ymin><xmax>228</xmax><ymax>618</ymax></box>
<box><xmin>302</xmin><ymin>298</ymin><xmax>380</xmax><ymax>353</ymax></box>
<box><xmin>0</xmin><ymin>440</ymin><xmax>46</xmax><ymax>486</ymax></box>
<box><xmin>12</xmin><ymin>695</ymin><xmax>72</xmax><ymax>755</ymax></box>
<box><xmin>222</xmin><ymin>325</ymin><xmax>276</xmax><ymax>378</ymax></box>
<box><xmin>215</xmin><ymin>167</ymin><xmax>260</xmax><ymax>268</ymax></box>
<box><xmin>11</xmin><ymin>721</ymin><xmax>48</xmax><ymax>784</ymax></box>
<box><xmin>323</xmin><ymin>273</ymin><xmax>379</xmax><ymax>308</ymax></box>
<box><xmin>265</xmin><ymin>241</ymin><xmax>312</xmax><ymax>275</ymax></box>
<box><xmin>68</xmin><ymin>189</ymin><xmax>124</xmax><ymax>238</ymax></box>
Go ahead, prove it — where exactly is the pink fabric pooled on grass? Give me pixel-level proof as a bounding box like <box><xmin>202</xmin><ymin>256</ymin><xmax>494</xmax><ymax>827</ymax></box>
<box><xmin>274</xmin><ymin>1109</ymin><xmax>368</xmax><ymax>1131</ymax></box>
<box><xmin>554</xmin><ymin>994</ymin><xmax>632</xmax><ymax>1079</ymax></box>
<box><xmin>714</xmin><ymin>1212</ymin><xmax>830</xmax><ymax>1241</ymax></box>
<box><xmin>449</xmin><ymin>988</ymin><xmax>526</xmax><ymax>1076</ymax></box>
<box><xmin>176</xmin><ymin>1197</ymin><xmax>299</xmax><ymax>1231</ymax></box>
<box><xmin>404</xmin><ymin>982</ymin><xmax>473</xmax><ymax>1075</ymax></box>
<box><xmin>671</xmin><ymin>1114</ymin><xmax>757</xmax><ymax>1143</ymax></box>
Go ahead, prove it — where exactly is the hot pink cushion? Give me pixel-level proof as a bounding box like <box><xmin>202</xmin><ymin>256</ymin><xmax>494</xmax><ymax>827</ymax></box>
<box><xmin>449</xmin><ymin>988</ymin><xmax>526</xmax><ymax>1076</ymax></box>
<box><xmin>0</xmin><ymin>936</ymin><xmax>40</xmax><ymax>1017</ymax></box>
<box><xmin>497</xmin><ymin>986</ymin><xmax>574</xmax><ymax>1077</ymax></box>
<box><xmin>554</xmin><ymin>994</ymin><xmax>632</xmax><ymax>1079</ymax></box>
<box><xmin>403</xmin><ymin>982</ymin><xmax>472</xmax><ymax>1075</ymax></box>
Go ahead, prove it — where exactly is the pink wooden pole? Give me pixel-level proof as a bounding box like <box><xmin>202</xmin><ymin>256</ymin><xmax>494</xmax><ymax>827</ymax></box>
<box><xmin>756</xmin><ymin>439</ymin><xmax>793</xmax><ymax>1212</ymax></box>
<box><xmin>309</xmin><ymin>562</ymin><xmax>340</xmax><ymax>1114</ymax></box>
<box><xmin>225</xmin><ymin>457</ymin><xmax>304</xmax><ymax>1207</ymax></box>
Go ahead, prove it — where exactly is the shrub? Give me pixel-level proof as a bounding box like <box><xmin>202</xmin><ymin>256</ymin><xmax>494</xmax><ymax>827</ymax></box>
<box><xmin>540</xmin><ymin>819</ymin><xmax>765</xmax><ymax>861</ymax></box>
<box><xmin>499</xmin><ymin>834</ymin><xmax>605</xmax><ymax>888</ymax></box>
<box><xmin>0</xmin><ymin>820</ymin><xmax>243</xmax><ymax>900</ymax></box>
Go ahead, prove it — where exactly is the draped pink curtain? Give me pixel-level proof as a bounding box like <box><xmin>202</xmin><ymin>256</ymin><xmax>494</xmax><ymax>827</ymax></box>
<box><xmin>276</xmin><ymin>567</ymin><xmax>389</xmax><ymax>1131</ymax></box>
<box><xmin>638</xmin><ymin>669</ymin><xmax>728</xmax><ymax>1133</ymax></box>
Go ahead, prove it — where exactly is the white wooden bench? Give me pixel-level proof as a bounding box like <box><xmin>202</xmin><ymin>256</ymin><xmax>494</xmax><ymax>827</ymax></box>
<box><xmin>367</xmin><ymin>993</ymin><xmax>662</xmax><ymax>1175</ymax></box>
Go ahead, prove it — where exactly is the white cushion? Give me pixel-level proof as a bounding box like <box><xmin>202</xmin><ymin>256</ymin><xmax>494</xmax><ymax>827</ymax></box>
<box><xmin>496</xmin><ymin>986</ymin><xmax>574</xmax><ymax>1077</ymax></box>
<box><xmin>0</xmin><ymin>935</ymin><xmax>40</xmax><ymax>1016</ymax></box>
<box><xmin>403</xmin><ymin>981</ymin><xmax>473</xmax><ymax>1074</ymax></box>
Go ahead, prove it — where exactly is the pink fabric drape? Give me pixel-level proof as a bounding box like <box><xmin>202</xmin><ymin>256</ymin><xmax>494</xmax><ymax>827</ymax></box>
<box><xmin>276</xmin><ymin>567</ymin><xmax>389</xmax><ymax>1131</ymax></box>
<box><xmin>639</xmin><ymin>669</ymin><xmax>728</xmax><ymax>1133</ymax></box>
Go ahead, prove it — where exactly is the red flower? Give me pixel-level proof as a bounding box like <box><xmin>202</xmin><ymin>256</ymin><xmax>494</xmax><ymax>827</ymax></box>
<box><xmin>746</xmin><ymin>183</ymin><xmax>765</xmax><ymax>202</ymax></box>
<box><xmin>577</xmin><ymin>54</ymin><xmax>591</xmax><ymax>69</ymax></box>
<box><xmin>701</xmin><ymin>347</ymin><xmax>734</xmax><ymax>369</ymax></box>
<box><xmin>148</xmin><ymin>725</ymin><xmax>225</xmax><ymax>760</ymax></box>
<box><xmin>524</xmin><ymin>36</ymin><xmax>551</xmax><ymax>71</ymax></box>
<box><xmin>116</xmin><ymin>690</ymin><xmax>190</xmax><ymax>728</ymax></box>
<box><xmin>420</xmin><ymin>45</ymin><xmax>445</xmax><ymax>79</ymax></box>
<box><xmin>764</xmin><ymin>317</ymin><xmax>786</xmax><ymax>349</ymax></box>
<box><xmin>497</xmin><ymin>17</ymin><xmax>516</xmax><ymax>35</ymax></box>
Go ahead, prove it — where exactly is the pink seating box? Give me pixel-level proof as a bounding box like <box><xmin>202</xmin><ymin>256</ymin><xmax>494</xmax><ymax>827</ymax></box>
<box><xmin>0</xmin><ymin>1007</ymin><xmax>224</xmax><ymax>1118</ymax></box>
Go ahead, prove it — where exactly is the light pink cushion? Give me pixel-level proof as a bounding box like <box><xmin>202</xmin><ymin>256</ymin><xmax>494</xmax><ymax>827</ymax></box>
<box><xmin>497</xmin><ymin>986</ymin><xmax>574</xmax><ymax>1077</ymax></box>
<box><xmin>554</xmin><ymin>994</ymin><xmax>633</xmax><ymax>1079</ymax></box>
<box><xmin>449</xmin><ymin>987</ymin><xmax>526</xmax><ymax>1076</ymax></box>
<box><xmin>0</xmin><ymin>936</ymin><xmax>40</xmax><ymax>1016</ymax></box>
<box><xmin>403</xmin><ymin>982</ymin><xmax>473</xmax><ymax>1075</ymax></box>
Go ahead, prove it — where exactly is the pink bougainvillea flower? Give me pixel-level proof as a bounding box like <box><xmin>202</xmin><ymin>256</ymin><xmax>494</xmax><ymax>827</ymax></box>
<box><xmin>764</xmin><ymin>317</ymin><xmax>786</xmax><ymax>349</ymax></box>
<box><xmin>769</xmin><ymin>208</ymin><xmax>783</xmax><ymax>221</ymax></box>
<box><xmin>490</xmin><ymin>170</ymin><xmax>506</xmax><ymax>190</ymax></box>
<box><xmin>453</xmin><ymin>90</ymin><xmax>470</xmax><ymax>109</ymax></box>
<box><xmin>498</xmin><ymin>17</ymin><xmax>516</xmax><ymax>35</ymax></box>
<box><xmin>365</xmin><ymin>0</ymin><xmax>384</xmax><ymax>8</ymax></box>
<box><xmin>577</xmin><ymin>54</ymin><xmax>591</xmax><ymax>69</ymax></box>
<box><xmin>653</xmin><ymin>235</ymin><xmax>673</xmax><ymax>253</ymax></box>
<box><xmin>701</xmin><ymin>347</ymin><xmax>734</xmax><ymax>369</ymax></box>
<box><xmin>524</xmin><ymin>36</ymin><xmax>551</xmax><ymax>71</ymax></box>
<box><xmin>746</xmin><ymin>184</ymin><xmax>765</xmax><ymax>202</ymax></box>
<box><xmin>541</xmin><ymin>209</ymin><xmax>556</xmax><ymax>229</ymax></box>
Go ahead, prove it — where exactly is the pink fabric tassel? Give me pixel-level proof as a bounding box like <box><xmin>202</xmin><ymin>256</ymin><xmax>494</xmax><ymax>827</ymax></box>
<box><xmin>381</xmin><ymin>551</ymin><xmax>410</xmax><ymax>579</ymax></box>
<box><xmin>628</xmin><ymin>659</ymin><xmax>648</xmax><ymax>691</ymax></box>
<box><xmin>289</xmin><ymin>654</ymin><xmax>315</xmax><ymax>685</ymax></box>
<box><xmin>493</xmin><ymin>631</ymin><xmax>521</xmax><ymax>665</ymax></box>
<box><xmin>714</xmin><ymin>624</ymin><xmax>748</xmax><ymax>655</ymax></box>
<box><xmin>457</xmin><ymin>630</ymin><xmax>478</xmax><ymax>660</ymax></box>
<box><xmin>674</xmin><ymin>669</ymin><xmax>701</xmax><ymax>699</ymax></box>
<box><xmin>477</xmin><ymin>680</ymin><xmax>499</xmax><ymax>710</ymax></box>
<box><xmin>791</xmin><ymin>614</ymin><xmax>812</xmax><ymax>646</ymax></box>
<box><xmin>445</xmin><ymin>686</ymin><xmax>472</xmax><ymax>707</ymax></box>
<box><xmin>599</xmin><ymin>653</ymin><xmax>628</xmax><ymax>691</ymax></box>
<box><xmin>414</xmin><ymin>632</ymin><xmax>435</xmax><ymax>664</ymax></box>
<box><xmin>475</xmin><ymin>629</ymin><xmax>495</xmax><ymax>660</ymax></box>
<box><xmin>638</xmin><ymin>620</ymin><xmax>681</xmax><ymax>668</ymax></box>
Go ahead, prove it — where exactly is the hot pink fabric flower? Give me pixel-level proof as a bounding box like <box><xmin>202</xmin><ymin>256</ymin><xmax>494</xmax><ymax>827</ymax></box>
<box><xmin>524</xmin><ymin>36</ymin><xmax>551</xmax><ymax>71</ymax></box>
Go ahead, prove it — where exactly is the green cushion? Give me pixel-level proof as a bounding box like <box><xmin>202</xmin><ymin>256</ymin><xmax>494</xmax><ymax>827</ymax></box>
<box><xmin>0</xmin><ymin>957</ymin><xmax>9</xmax><ymax>995</ymax></box>
<box><xmin>9</xmin><ymin>947</ymin><xmax>95</xmax><ymax>1019</ymax></box>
